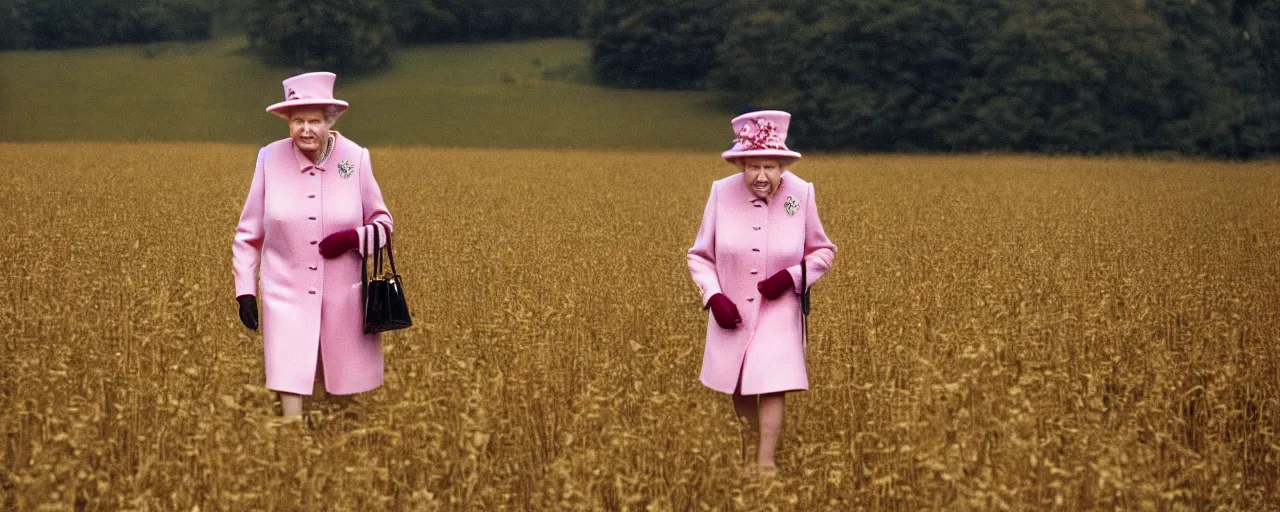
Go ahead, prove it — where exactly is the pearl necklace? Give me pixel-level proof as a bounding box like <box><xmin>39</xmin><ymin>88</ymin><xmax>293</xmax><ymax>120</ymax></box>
<box><xmin>311</xmin><ymin>133</ymin><xmax>335</xmax><ymax>166</ymax></box>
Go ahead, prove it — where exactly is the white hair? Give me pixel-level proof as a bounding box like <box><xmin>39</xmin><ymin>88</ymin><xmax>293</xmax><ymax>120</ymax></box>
<box><xmin>285</xmin><ymin>105</ymin><xmax>343</xmax><ymax>125</ymax></box>
<box><xmin>732</xmin><ymin>156</ymin><xmax>797</xmax><ymax>169</ymax></box>
<box><xmin>322</xmin><ymin>106</ymin><xmax>343</xmax><ymax>124</ymax></box>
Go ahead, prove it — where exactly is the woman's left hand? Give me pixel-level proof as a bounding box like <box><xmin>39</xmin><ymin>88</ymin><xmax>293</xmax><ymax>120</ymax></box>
<box><xmin>319</xmin><ymin>229</ymin><xmax>359</xmax><ymax>259</ymax></box>
<box><xmin>757</xmin><ymin>270</ymin><xmax>794</xmax><ymax>300</ymax></box>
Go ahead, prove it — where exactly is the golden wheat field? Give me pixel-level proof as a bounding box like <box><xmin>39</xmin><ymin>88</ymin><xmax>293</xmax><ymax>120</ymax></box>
<box><xmin>1</xmin><ymin>142</ymin><xmax>1278</xmax><ymax>510</ymax></box>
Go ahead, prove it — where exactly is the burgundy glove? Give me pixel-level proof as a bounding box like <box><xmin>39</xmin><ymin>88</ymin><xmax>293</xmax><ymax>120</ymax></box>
<box><xmin>757</xmin><ymin>269</ymin><xmax>795</xmax><ymax>300</ymax></box>
<box><xmin>706</xmin><ymin>293</ymin><xmax>741</xmax><ymax>329</ymax></box>
<box><xmin>237</xmin><ymin>295</ymin><xmax>258</xmax><ymax>331</ymax></box>
<box><xmin>319</xmin><ymin>229</ymin><xmax>359</xmax><ymax>259</ymax></box>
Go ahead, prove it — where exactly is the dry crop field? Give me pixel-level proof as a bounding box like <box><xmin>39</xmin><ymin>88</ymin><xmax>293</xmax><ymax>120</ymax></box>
<box><xmin>1</xmin><ymin>142</ymin><xmax>1278</xmax><ymax>510</ymax></box>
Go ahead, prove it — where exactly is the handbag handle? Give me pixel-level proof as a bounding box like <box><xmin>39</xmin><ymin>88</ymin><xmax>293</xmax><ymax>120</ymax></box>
<box><xmin>376</xmin><ymin>221</ymin><xmax>398</xmax><ymax>276</ymax></box>
<box><xmin>361</xmin><ymin>222</ymin><xmax>394</xmax><ymax>290</ymax></box>
<box><xmin>800</xmin><ymin>259</ymin><xmax>810</xmax><ymax>316</ymax></box>
<box><xmin>801</xmin><ymin>258</ymin><xmax>810</xmax><ymax>347</ymax></box>
<box><xmin>361</xmin><ymin>224</ymin><xmax>371</xmax><ymax>303</ymax></box>
<box><xmin>373</xmin><ymin>222</ymin><xmax>383</xmax><ymax>277</ymax></box>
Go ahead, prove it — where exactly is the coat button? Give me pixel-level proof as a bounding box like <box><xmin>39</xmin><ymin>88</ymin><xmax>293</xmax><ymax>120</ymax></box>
<box><xmin>309</xmin><ymin>172</ymin><xmax>315</xmax><ymax>176</ymax></box>
<box><xmin>308</xmin><ymin>290</ymin><xmax>316</xmax><ymax>295</ymax></box>
<box><xmin>308</xmin><ymin>217</ymin><xmax>317</xmax><ymax>220</ymax></box>
<box><xmin>750</xmin><ymin>269</ymin><xmax>759</xmax><ymax>275</ymax></box>
<box><xmin>310</xmin><ymin>241</ymin><xmax>318</xmax><ymax>245</ymax></box>
<box><xmin>753</xmin><ymin>226</ymin><xmax>761</xmax><ymax>231</ymax></box>
<box><xmin>752</xmin><ymin>248</ymin><xmax>760</xmax><ymax>252</ymax></box>
<box><xmin>308</xmin><ymin>194</ymin><xmax>316</xmax><ymax>198</ymax></box>
<box><xmin>309</xmin><ymin>265</ymin><xmax>317</xmax><ymax>270</ymax></box>
<box><xmin>747</xmin><ymin>297</ymin><xmax>755</xmax><ymax>302</ymax></box>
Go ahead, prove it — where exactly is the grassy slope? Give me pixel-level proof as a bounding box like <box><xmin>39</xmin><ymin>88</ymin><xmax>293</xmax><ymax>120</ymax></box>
<box><xmin>0</xmin><ymin>37</ymin><xmax>729</xmax><ymax>150</ymax></box>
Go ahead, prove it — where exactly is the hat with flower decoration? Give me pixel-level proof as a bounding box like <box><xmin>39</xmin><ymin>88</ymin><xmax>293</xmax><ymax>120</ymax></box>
<box><xmin>721</xmin><ymin>110</ymin><xmax>802</xmax><ymax>163</ymax></box>
<box><xmin>265</xmin><ymin>72</ymin><xmax>350</xmax><ymax>120</ymax></box>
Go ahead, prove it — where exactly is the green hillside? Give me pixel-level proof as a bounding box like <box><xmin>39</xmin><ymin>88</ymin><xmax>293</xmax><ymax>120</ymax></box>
<box><xmin>0</xmin><ymin>37</ymin><xmax>730</xmax><ymax>150</ymax></box>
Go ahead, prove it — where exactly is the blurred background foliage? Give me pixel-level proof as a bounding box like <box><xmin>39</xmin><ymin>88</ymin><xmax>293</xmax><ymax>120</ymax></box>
<box><xmin>2</xmin><ymin>0</ymin><xmax>1279</xmax><ymax>157</ymax></box>
<box><xmin>243</xmin><ymin>0</ymin><xmax>396</xmax><ymax>75</ymax></box>
<box><xmin>385</xmin><ymin>0</ymin><xmax>587</xmax><ymax>43</ymax></box>
<box><xmin>586</xmin><ymin>0</ymin><xmax>1280</xmax><ymax>157</ymax></box>
<box><xmin>0</xmin><ymin>0</ymin><xmax>212</xmax><ymax>48</ymax></box>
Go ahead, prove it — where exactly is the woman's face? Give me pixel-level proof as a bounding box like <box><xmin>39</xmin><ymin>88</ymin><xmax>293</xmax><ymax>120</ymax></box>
<box><xmin>740</xmin><ymin>158</ymin><xmax>783</xmax><ymax>199</ymax></box>
<box><xmin>288</xmin><ymin>108</ymin><xmax>331</xmax><ymax>154</ymax></box>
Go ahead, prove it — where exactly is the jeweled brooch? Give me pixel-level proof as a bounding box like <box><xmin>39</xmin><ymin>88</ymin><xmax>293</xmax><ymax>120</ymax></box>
<box><xmin>338</xmin><ymin>160</ymin><xmax>355</xmax><ymax>178</ymax></box>
<box><xmin>784</xmin><ymin>195</ymin><xmax>799</xmax><ymax>216</ymax></box>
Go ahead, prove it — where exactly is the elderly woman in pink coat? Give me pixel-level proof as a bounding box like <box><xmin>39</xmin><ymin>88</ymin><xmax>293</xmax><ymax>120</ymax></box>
<box><xmin>687</xmin><ymin>110</ymin><xmax>837</xmax><ymax>474</ymax></box>
<box><xmin>233</xmin><ymin>72</ymin><xmax>393</xmax><ymax>417</ymax></box>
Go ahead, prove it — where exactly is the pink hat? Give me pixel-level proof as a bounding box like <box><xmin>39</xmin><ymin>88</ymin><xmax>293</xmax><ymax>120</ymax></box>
<box><xmin>721</xmin><ymin>110</ymin><xmax>802</xmax><ymax>162</ymax></box>
<box><xmin>265</xmin><ymin>72</ymin><xmax>350</xmax><ymax>120</ymax></box>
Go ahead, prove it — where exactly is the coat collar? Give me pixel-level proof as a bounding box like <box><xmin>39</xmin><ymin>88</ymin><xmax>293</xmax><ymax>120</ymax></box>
<box><xmin>292</xmin><ymin>131</ymin><xmax>340</xmax><ymax>172</ymax></box>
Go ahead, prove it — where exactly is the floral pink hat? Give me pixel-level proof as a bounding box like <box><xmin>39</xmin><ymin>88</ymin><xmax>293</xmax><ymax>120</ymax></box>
<box><xmin>265</xmin><ymin>72</ymin><xmax>350</xmax><ymax>120</ymax></box>
<box><xmin>721</xmin><ymin>110</ymin><xmax>802</xmax><ymax>162</ymax></box>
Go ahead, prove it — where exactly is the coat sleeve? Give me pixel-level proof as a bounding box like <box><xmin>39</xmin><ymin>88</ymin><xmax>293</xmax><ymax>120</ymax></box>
<box><xmin>355</xmin><ymin>147</ymin><xmax>394</xmax><ymax>256</ymax></box>
<box><xmin>687</xmin><ymin>182</ymin><xmax>722</xmax><ymax>307</ymax></box>
<box><xmin>785</xmin><ymin>182</ymin><xmax>836</xmax><ymax>293</ymax></box>
<box><xmin>232</xmin><ymin>148</ymin><xmax>267</xmax><ymax>297</ymax></box>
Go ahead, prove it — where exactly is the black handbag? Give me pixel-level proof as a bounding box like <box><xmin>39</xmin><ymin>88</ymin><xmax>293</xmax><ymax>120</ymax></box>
<box><xmin>362</xmin><ymin>222</ymin><xmax>412</xmax><ymax>334</ymax></box>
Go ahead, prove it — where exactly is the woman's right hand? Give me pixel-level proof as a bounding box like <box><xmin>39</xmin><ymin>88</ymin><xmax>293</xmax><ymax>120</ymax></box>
<box><xmin>707</xmin><ymin>293</ymin><xmax>741</xmax><ymax>329</ymax></box>
<box><xmin>237</xmin><ymin>295</ymin><xmax>259</xmax><ymax>330</ymax></box>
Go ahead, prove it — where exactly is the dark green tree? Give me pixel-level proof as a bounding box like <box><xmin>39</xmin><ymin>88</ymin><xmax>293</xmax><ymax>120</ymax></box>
<box><xmin>387</xmin><ymin>0</ymin><xmax>584</xmax><ymax>43</ymax></box>
<box><xmin>713</xmin><ymin>0</ymin><xmax>1005</xmax><ymax>151</ymax></box>
<box><xmin>1150</xmin><ymin>0</ymin><xmax>1253</xmax><ymax>156</ymax></box>
<box><xmin>386</xmin><ymin>0</ymin><xmax>460</xmax><ymax>42</ymax></box>
<box><xmin>0</xmin><ymin>0</ymin><xmax>28</xmax><ymax>48</ymax></box>
<box><xmin>1239</xmin><ymin>0</ymin><xmax>1280</xmax><ymax>154</ymax></box>
<box><xmin>586</xmin><ymin>0</ymin><xmax>729</xmax><ymax>89</ymax></box>
<box><xmin>708</xmin><ymin>0</ymin><xmax>1278</xmax><ymax>157</ymax></box>
<box><xmin>245</xmin><ymin>0</ymin><xmax>395</xmax><ymax>75</ymax></box>
<box><xmin>9</xmin><ymin>0</ymin><xmax>211</xmax><ymax>49</ymax></box>
<box><xmin>1150</xmin><ymin>0</ymin><xmax>1279</xmax><ymax>157</ymax></box>
<box><xmin>128</xmin><ymin>0</ymin><xmax>213</xmax><ymax>42</ymax></box>
<box><xmin>951</xmin><ymin>0</ymin><xmax>1172</xmax><ymax>153</ymax></box>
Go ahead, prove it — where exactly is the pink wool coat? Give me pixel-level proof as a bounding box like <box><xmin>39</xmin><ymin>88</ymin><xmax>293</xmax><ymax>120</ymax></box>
<box><xmin>687</xmin><ymin>171</ymin><xmax>836</xmax><ymax>395</ymax></box>
<box><xmin>233</xmin><ymin>133</ymin><xmax>392</xmax><ymax>395</ymax></box>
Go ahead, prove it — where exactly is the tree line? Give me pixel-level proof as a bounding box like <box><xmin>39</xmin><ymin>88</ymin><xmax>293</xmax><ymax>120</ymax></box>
<box><xmin>589</xmin><ymin>0</ymin><xmax>1280</xmax><ymax>157</ymax></box>
<box><xmin>0</xmin><ymin>0</ymin><xmax>213</xmax><ymax>49</ymax></box>
<box><xmin>242</xmin><ymin>0</ymin><xmax>583</xmax><ymax>75</ymax></box>
<box><xmin>0</xmin><ymin>0</ymin><xmax>583</xmax><ymax>55</ymax></box>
